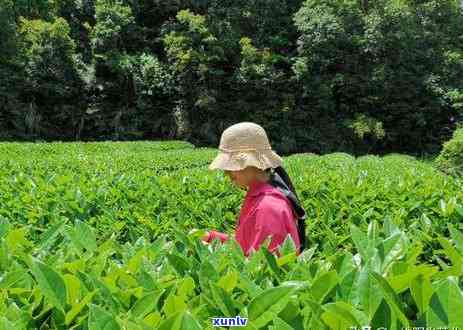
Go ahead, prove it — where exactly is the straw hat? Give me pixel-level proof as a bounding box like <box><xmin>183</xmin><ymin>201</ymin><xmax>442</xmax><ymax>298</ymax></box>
<box><xmin>209</xmin><ymin>122</ymin><xmax>283</xmax><ymax>171</ymax></box>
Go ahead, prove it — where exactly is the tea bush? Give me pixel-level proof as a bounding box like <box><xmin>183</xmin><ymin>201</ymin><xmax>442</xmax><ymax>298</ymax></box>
<box><xmin>436</xmin><ymin>127</ymin><xmax>463</xmax><ymax>177</ymax></box>
<box><xmin>0</xmin><ymin>141</ymin><xmax>462</xmax><ymax>329</ymax></box>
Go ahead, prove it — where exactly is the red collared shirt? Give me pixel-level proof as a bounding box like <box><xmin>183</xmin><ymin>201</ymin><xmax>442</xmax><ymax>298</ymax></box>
<box><xmin>204</xmin><ymin>180</ymin><xmax>301</xmax><ymax>256</ymax></box>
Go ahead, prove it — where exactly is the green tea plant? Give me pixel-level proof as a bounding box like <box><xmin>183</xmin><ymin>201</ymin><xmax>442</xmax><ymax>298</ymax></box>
<box><xmin>436</xmin><ymin>127</ymin><xmax>463</xmax><ymax>177</ymax></box>
<box><xmin>0</xmin><ymin>141</ymin><xmax>462</xmax><ymax>329</ymax></box>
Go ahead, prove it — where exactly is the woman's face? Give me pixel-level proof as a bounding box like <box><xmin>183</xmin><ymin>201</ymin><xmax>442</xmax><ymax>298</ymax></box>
<box><xmin>224</xmin><ymin>169</ymin><xmax>248</xmax><ymax>188</ymax></box>
<box><xmin>224</xmin><ymin>167</ymin><xmax>267</xmax><ymax>189</ymax></box>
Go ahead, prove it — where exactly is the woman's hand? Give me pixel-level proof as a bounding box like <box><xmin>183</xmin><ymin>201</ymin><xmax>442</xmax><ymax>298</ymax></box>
<box><xmin>188</xmin><ymin>228</ymin><xmax>210</xmax><ymax>244</ymax></box>
<box><xmin>188</xmin><ymin>228</ymin><xmax>207</xmax><ymax>237</ymax></box>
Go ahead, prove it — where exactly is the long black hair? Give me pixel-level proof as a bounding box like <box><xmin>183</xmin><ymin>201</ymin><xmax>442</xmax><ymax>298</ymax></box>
<box><xmin>266</xmin><ymin>166</ymin><xmax>307</xmax><ymax>251</ymax></box>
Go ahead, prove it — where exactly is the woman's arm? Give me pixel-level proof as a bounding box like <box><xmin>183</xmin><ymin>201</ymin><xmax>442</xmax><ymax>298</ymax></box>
<box><xmin>202</xmin><ymin>230</ymin><xmax>229</xmax><ymax>243</ymax></box>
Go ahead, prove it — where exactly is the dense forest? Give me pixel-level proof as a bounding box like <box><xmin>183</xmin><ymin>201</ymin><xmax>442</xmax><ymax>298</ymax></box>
<box><xmin>1</xmin><ymin>0</ymin><xmax>462</xmax><ymax>155</ymax></box>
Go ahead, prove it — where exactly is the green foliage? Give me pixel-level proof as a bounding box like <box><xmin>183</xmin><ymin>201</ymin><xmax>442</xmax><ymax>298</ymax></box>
<box><xmin>10</xmin><ymin>0</ymin><xmax>55</xmax><ymax>20</ymax></box>
<box><xmin>0</xmin><ymin>0</ymin><xmax>26</xmax><ymax>140</ymax></box>
<box><xmin>135</xmin><ymin>53</ymin><xmax>176</xmax><ymax>97</ymax></box>
<box><xmin>237</xmin><ymin>37</ymin><xmax>281</xmax><ymax>83</ymax></box>
<box><xmin>0</xmin><ymin>0</ymin><xmax>18</xmax><ymax>64</ymax></box>
<box><xmin>162</xmin><ymin>9</ymin><xmax>229</xmax><ymax>141</ymax></box>
<box><xmin>0</xmin><ymin>142</ymin><xmax>463</xmax><ymax>328</ymax></box>
<box><xmin>1</xmin><ymin>0</ymin><xmax>463</xmax><ymax>156</ymax></box>
<box><xmin>53</xmin><ymin>0</ymin><xmax>96</xmax><ymax>62</ymax></box>
<box><xmin>346</xmin><ymin>113</ymin><xmax>385</xmax><ymax>141</ymax></box>
<box><xmin>92</xmin><ymin>0</ymin><xmax>135</xmax><ymax>54</ymax></box>
<box><xmin>163</xmin><ymin>9</ymin><xmax>226</xmax><ymax>76</ymax></box>
<box><xmin>87</xmin><ymin>0</ymin><xmax>173</xmax><ymax>140</ymax></box>
<box><xmin>293</xmin><ymin>0</ymin><xmax>463</xmax><ymax>154</ymax></box>
<box><xmin>20</xmin><ymin>17</ymin><xmax>77</xmax><ymax>66</ymax></box>
<box><xmin>7</xmin><ymin>17</ymin><xmax>85</xmax><ymax>139</ymax></box>
<box><xmin>435</xmin><ymin>128</ymin><xmax>463</xmax><ymax>177</ymax></box>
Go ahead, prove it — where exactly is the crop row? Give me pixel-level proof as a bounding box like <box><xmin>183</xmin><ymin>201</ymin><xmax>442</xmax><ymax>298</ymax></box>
<box><xmin>0</xmin><ymin>142</ymin><xmax>462</xmax><ymax>328</ymax></box>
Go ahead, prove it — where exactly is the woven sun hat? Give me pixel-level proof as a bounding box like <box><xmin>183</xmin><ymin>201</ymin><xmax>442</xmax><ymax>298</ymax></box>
<box><xmin>209</xmin><ymin>122</ymin><xmax>283</xmax><ymax>171</ymax></box>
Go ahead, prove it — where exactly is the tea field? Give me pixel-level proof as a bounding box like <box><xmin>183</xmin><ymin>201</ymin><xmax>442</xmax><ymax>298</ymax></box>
<box><xmin>1</xmin><ymin>141</ymin><xmax>463</xmax><ymax>329</ymax></box>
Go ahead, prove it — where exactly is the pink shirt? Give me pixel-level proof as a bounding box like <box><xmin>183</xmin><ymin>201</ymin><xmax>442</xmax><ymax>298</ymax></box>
<box><xmin>204</xmin><ymin>180</ymin><xmax>301</xmax><ymax>256</ymax></box>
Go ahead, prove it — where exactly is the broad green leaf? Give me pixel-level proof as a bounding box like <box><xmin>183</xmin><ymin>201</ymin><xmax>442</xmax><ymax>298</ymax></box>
<box><xmin>406</xmin><ymin>243</ymin><xmax>423</xmax><ymax>264</ymax></box>
<box><xmin>337</xmin><ymin>269</ymin><xmax>358</xmax><ymax>301</ymax></box>
<box><xmin>270</xmin><ymin>316</ymin><xmax>293</xmax><ymax>330</ymax></box>
<box><xmin>217</xmin><ymin>271</ymin><xmax>238</xmax><ymax>293</ymax></box>
<box><xmin>262</xmin><ymin>248</ymin><xmax>282</xmax><ymax>281</ymax></box>
<box><xmin>31</xmin><ymin>259</ymin><xmax>67</xmax><ymax>312</ymax></box>
<box><xmin>369</xmin><ymin>271</ymin><xmax>409</xmax><ymax>326</ymax></box>
<box><xmin>178</xmin><ymin>277</ymin><xmax>195</xmax><ymax>297</ymax></box>
<box><xmin>237</xmin><ymin>273</ymin><xmax>263</xmax><ymax>298</ymax></box>
<box><xmin>440</xmin><ymin>199</ymin><xmax>448</xmax><ymax>216</ymax></box>
<box><xmin>198</xmin><ymin>259</ymin><xmax>219</xmax><ymax>290</ymax></box>
<box><xmin>66</xmin><ymin>227</ymin><xmax>85</xmax><ymax>254</ymax></box>
<box><xmin>410</xmin><ymin>274</ymin><xmax>433</xmax><ymax>316</ymax></box>
<box><xmin>75</xmin><ymin>220</ymin><xmax>97</xmax><ymax>253</ymax></box>
<box><xmin>37</xmin><ymin>219</ymin><xmax>65</xmax><ymax>251</ymax></box>
<box><xmin>65</xmin><ymin>290</ymin><xmax>97</xmax><ymax>326</ymax></box>
<box><xmin>378</xmin><ymin>232</ymin><xmax>404</xmax><ymax>270</ymax></box>
<box><xmin>350</xmin><ymin>225</ymin><xmax>369</xmax><ymax>261</ymax></box>
<box><xmin>371</xmin><ymin>299</ymin><xmax>396</xmax><ymax>329</ymax></box>
<box><xmin>279</xmin><ymin>234</ymin><xmax>297</xmax><ymax>256</ymax></box>
<box><xmin>210</xmin><ymin>282</ymin><xmax>235</xmax><ymax>316</ymax></box>
<box><xmin>438</xmin><ymin>236</ymin><xmax>463</xmax><ymax>275</ymax></box>
<box><xmin>321</xmin><ymin>302</ymin><xmax>366</xmax><ymax>328</ymax></box>
<box><xmin>0</xmin><ymin>317</ymin><xmax>15</xmax><ymax>330</ymax></box>
<box><xmin>336</xmin><ymin>252</ymin><xmax>355</xmax><ymax>278</ymax></box>
<box><xmin>389</xmin><ymin>271</ymin><xmax>417</xmax><ymax>294</ymax></box>
<box><xmin>448</xmin><ymin>224</ymin><xmax>463</xmax><ymax>254</ymax></box>
<box><xmin>427</xmin><ymin>276</ymin><xmax>463</xmax><ymax>327</ymax></box>
<box><xmin>63</xmin><ymin>274</ymin><xmax>81</xmax><ymax>305</ymax></box>
<box><xmin>163</xmin><ymin>293</ymin><xmax>187</xmax><ymax>317</ymax></box>
<box><xmin>129</xmin><ymin>291</ymin><xmax>162</xmax><ymax>319</ymax></box>
<box><xmin>383</xmin><ymin>215</ymin><xmax>400</xmax><ymax>237</ymax></box>
<box><xmin>277</xmin><ymin>300</ymin><xmax>300</xmax><ymax>324</ymax></box>
<box><xmin>310</xmin><ymin>271</ymin><xmax>338</xmax><ymax>303</ymax></box>
<box><xmin>127</xmin><ymin>248</ymin><xmax>146</xmax><ymax>274</ymax></box>
<box><xmin>0</xmin><ymin>271</ymin><xmax>29</xmax><ymax>289</ymax></box>
<box><xmin>137</xmin><ymin>270</ymin><xmax>157</xmax><ymax>291</ymax></box>
<box><xmin>158</xmin><ymin>311</ymin><xmax>202</xmax><ymax>330</ymax></box>
<box><xmin>86</xmin><ymin>274</ymin><xmax>122</xmax><ymax>313</ymax></box>
<box><xmin>143</xmin><ymin>311</ymin><xmax>161</xmax><ymax>328</ymax></box>
<box><xmin>277</xmin><ymin>252</ymin><xmax>297</xmax><ymax>267</ymax></box>
<box><xmin>6</xmin><ymin>228</ymin><xmax>30</xmax><ymax>252</ymax></box>
<box><xmin>88</xmin><ymin>304</ymin><xmax>120</xmax><ymax>330</ymax></box>
<box><xmin>354</xmin><ymin>268</ymin><xmax>382</xmax><ymax>319</ymax></box>
<box><xmin>167</xmin><ymin>253</ymin><xmax>191</xmax><ymax>276</ymax></box>
<box><xmin>248</xmin><ymin>282</ymin><xmax>303</xmax><ymax>328</ymax></box>
<box><xmin>367</xmin><ymin>220</ymin><xmax>379</xmax><ymax>243</ymax></box>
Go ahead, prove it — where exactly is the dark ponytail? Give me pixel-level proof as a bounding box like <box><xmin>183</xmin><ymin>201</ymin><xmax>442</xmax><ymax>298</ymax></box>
<box><xmin>267</xmin><ymin>166</ymin><xmax>307</xmax><ymax>251</ymax></box>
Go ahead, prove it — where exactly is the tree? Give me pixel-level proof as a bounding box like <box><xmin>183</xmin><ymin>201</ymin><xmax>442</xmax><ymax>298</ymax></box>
<box><xmin>163</xmin><ymin>9</ymin><xmax>226</xmax><ymax>141</ymax></box>
<box><xmin>10</xmin><ymin>0</ymin><xmax>54</xmax><ymax>20</ymax></box>
<box><xmin>54</xmin><ymin>0</ymin><xmax>96</xmax><ymax>63</ymax></box>
<box><xmin>0</xmin><ymin>0</ymin><xmax>26</xmax><ymax>139</ymax></box>
<box><xmin>292</xmin><ymin>0</ymin><xmax>463</xmax><ymax>154</ymax></box>
<box><xmin>18</xmin><ymin>17</ymin><xmax>85</xmax><ymax>139</ymax></box>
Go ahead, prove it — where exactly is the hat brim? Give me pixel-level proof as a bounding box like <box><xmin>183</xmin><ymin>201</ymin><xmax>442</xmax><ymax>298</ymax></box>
<box><xmin>208</xmin><ymin>150</ymin><xmax>283</xmax><ymax>171</ymax></box>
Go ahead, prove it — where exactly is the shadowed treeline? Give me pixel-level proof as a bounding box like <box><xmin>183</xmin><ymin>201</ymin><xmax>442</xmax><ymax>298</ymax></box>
<box><xmin>1</xmin><ymin>0</ymin><xmax>462</xmax><ymax>155</ymax></box>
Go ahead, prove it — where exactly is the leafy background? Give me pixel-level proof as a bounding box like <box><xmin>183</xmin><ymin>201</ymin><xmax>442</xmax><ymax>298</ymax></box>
<box><xmin>1</xmin><ymin>0</ymin><xmax>463</xmax><ymax>155</ymax></box>
<box><xmin>1</xmin><ymin>141</ymin><xmax>463</xmax><ymax>329</ymax></box>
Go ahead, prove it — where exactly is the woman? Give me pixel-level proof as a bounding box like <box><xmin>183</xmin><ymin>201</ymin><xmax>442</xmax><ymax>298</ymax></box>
<box><xmin>200</xmin><ymin>122</ymin><xmax>306</xmax><ymax>256</ymax></box>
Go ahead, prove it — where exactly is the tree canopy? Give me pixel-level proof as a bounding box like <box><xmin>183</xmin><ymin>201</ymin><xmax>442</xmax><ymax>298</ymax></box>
<box><xmin>1</xmin><ymin>0</ymin><xmax>462</xmax><ymax>155</ymax></box>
